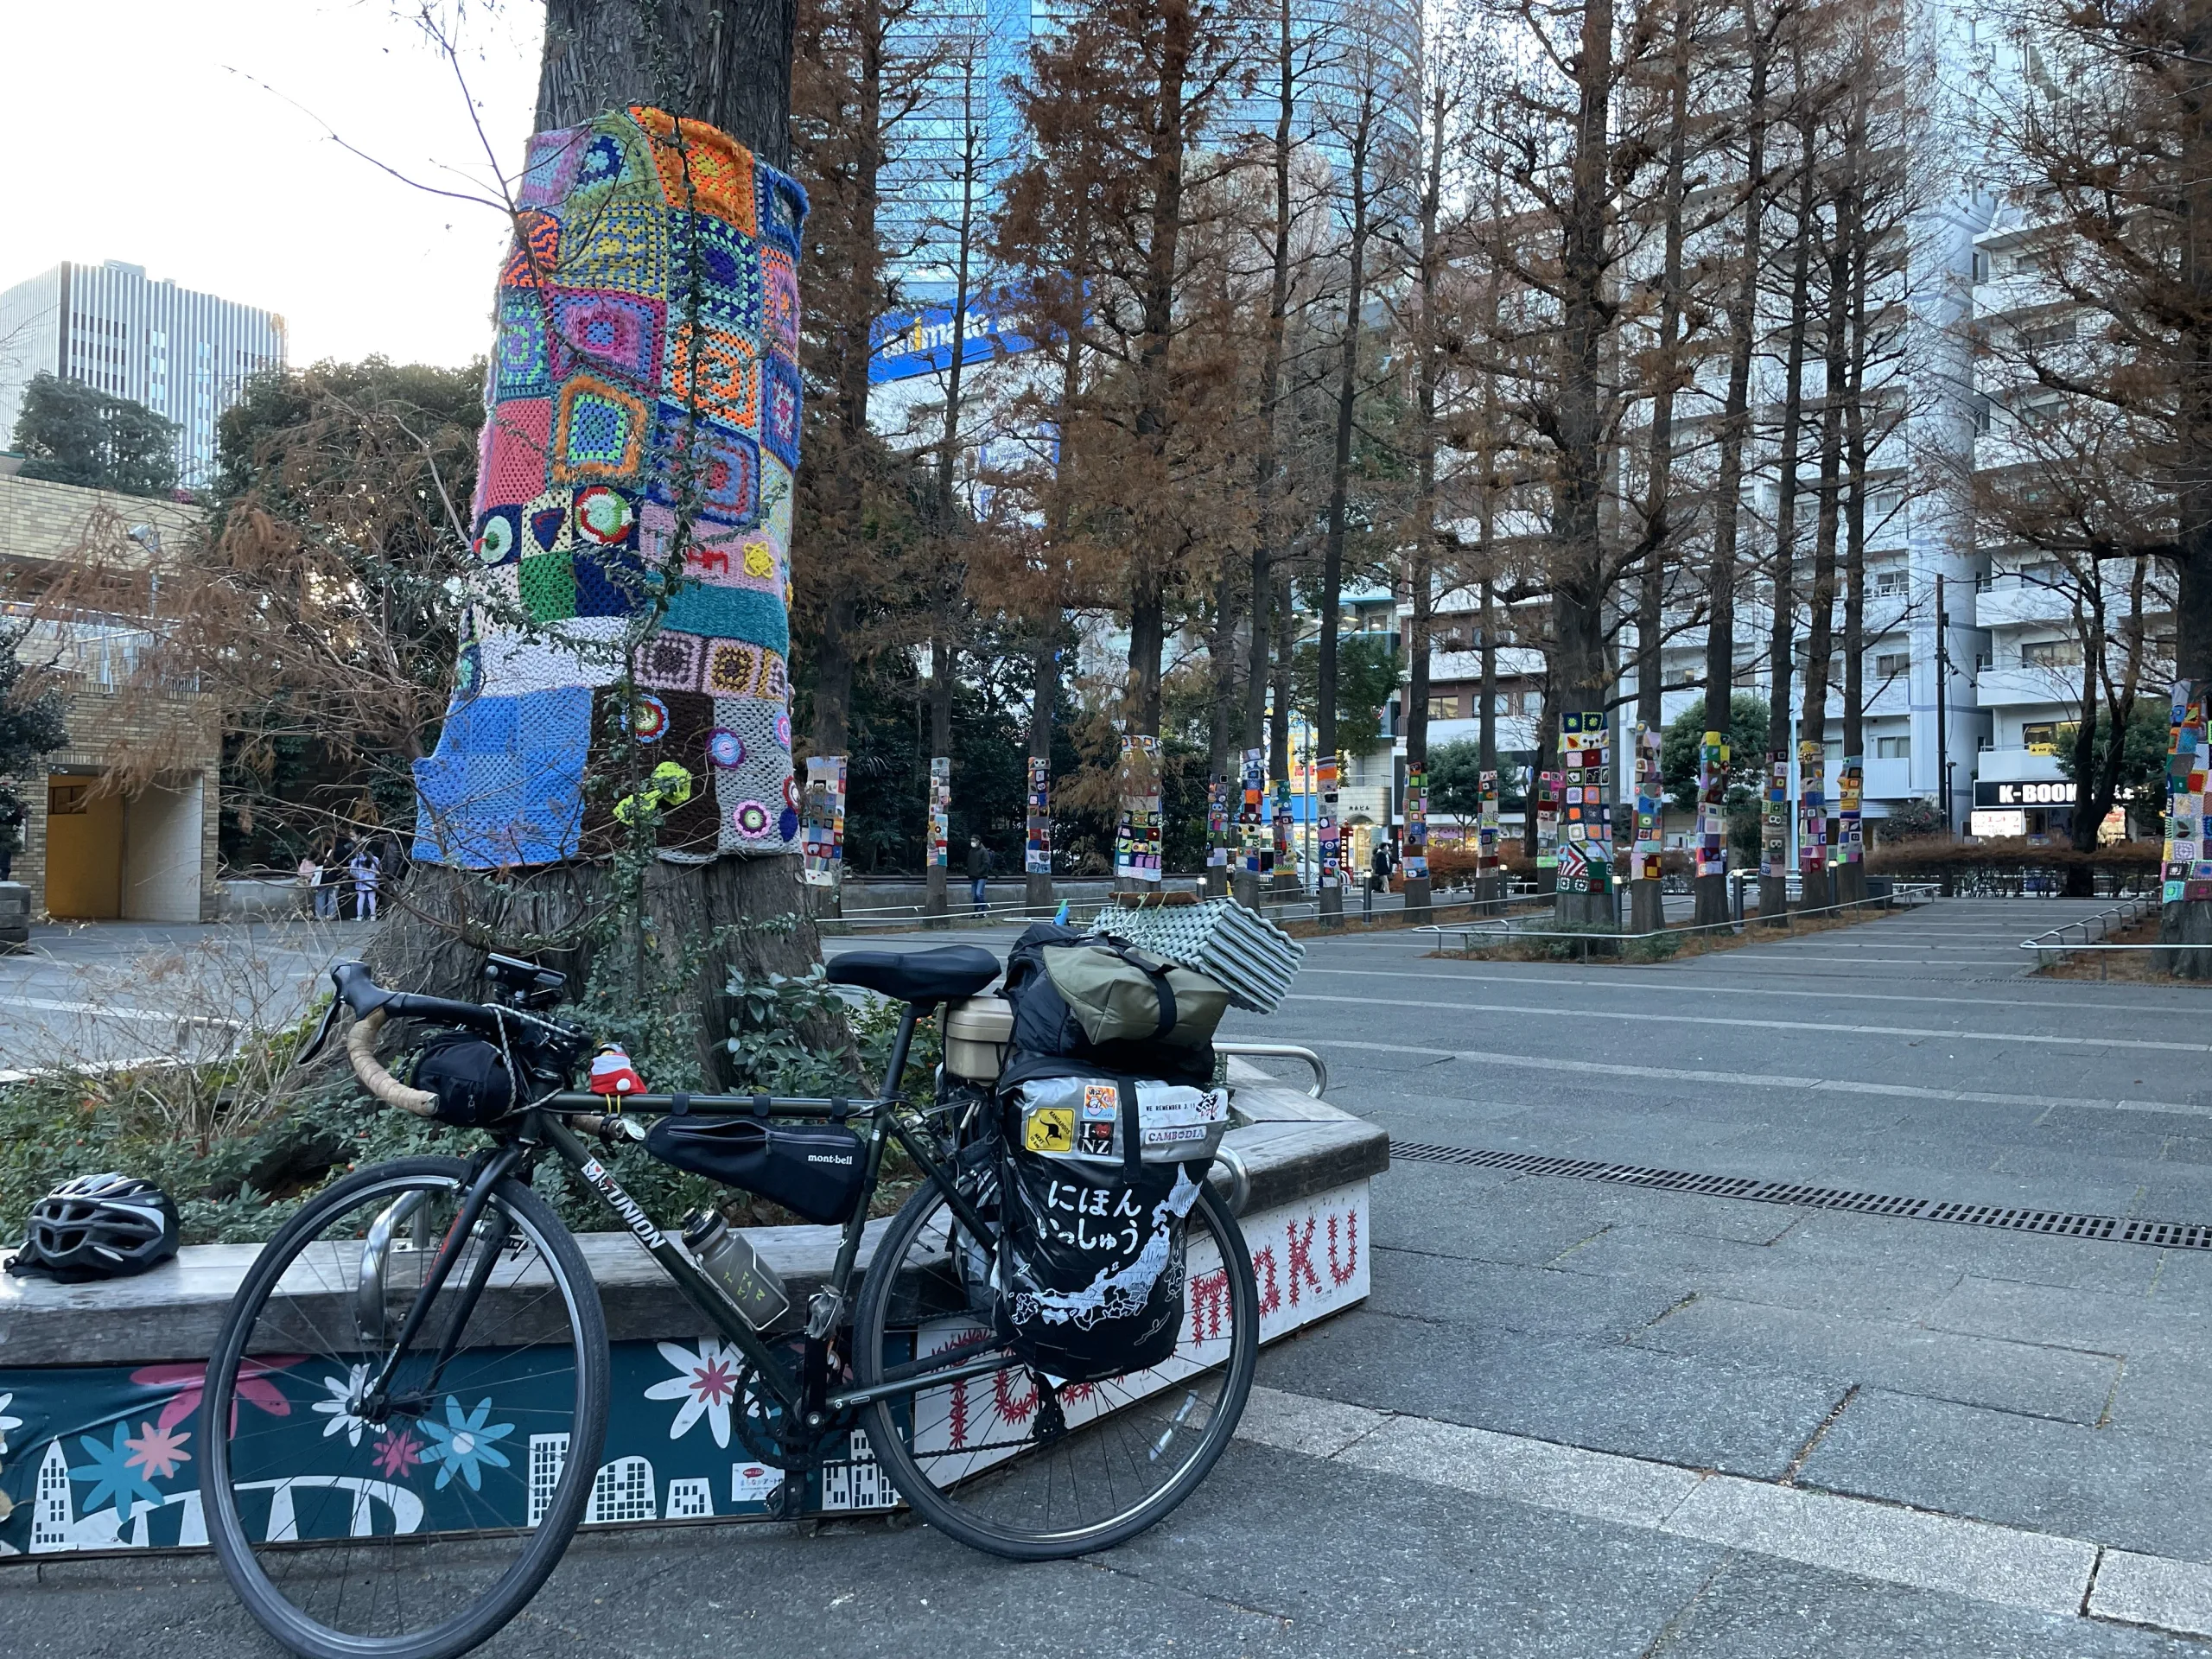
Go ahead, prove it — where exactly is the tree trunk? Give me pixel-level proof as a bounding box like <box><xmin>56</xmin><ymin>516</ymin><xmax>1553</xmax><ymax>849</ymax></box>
<box><xmin>1402</xmin><ymin>78</ymin><xmax>1450</xmax><ymax>927</ymax></box>
<box><xmin>1240</xmin><ymin>0</ymin><xmax>1295</xmax><ymax>912</ymax></box>
<box><xmin>1026</xmin><ymin>630</ymin><xmax>1058</xmax><ymax>914</ymax></box>
<box><xmin>1762</xmin><ymin>89</ymin><xmax>1817</xmax><ymax>926</ymax></box>
<box><xmin>373</xmin><ymin>0</ymin><xmax>819</xmax><ymax>1080</ymax></box>
<box><xmin>1548</xmin><ymin>0</ymin><xmax>1618</xmax><ymax>927</ymax></box>
<box><xmin>1318</xmin><ymin>91</ymin><xmax>1375</xmax><ymax>925</ymax></box>
<box><xmin>1270</xmin><ymin>567</ymin><xmax>1297</xmax><ymax>893</ymax></box>
<box><xmin>1836</xmin><ymin>103</ymin><xmax>1871</xmax><ymax>908</ymax></box>
<box><xmin>924</xmin><ymin>639</ymin><xmax>954</xmax><ymax>918</ymax></box>
<box><xmin>1799</xmin><ymin>156</ymin><xmax>1851</xmax><ymax>916</ymax></box>
<box><xmin>1631</xmin><ymin>0</ymin><xmax>1693</xmax><ymax>940</ymax></box>
<box><xmin>1697</xmin><ymin>0</ymin><xmax>1771</xmax><ymax>929</ymax></box>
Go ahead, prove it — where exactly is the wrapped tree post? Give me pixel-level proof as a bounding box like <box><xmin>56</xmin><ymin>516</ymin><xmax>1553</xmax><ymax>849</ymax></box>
<box><xmin>1797</xmin><ymin>739</ymin><xmax>1828</xmax><ymax>908</ymax></box>
<box><xmin>373</xmin><ymin>47</ymin><xmax>830</xmax><ymax>1073</ymax></box>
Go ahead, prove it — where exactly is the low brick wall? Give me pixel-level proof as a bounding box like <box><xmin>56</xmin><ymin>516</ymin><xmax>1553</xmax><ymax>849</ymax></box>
<box><xmin>0</xmin><ymin>1083</ymin><xmax>1385</xmax><ymax>1553</ymax></box>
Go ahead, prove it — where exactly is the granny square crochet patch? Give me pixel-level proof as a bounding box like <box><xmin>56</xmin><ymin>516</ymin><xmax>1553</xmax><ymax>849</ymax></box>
<box><xmin>415</xmin><ymin>106</ymin><xmax>808</xmax><ymax>871</ymax></box>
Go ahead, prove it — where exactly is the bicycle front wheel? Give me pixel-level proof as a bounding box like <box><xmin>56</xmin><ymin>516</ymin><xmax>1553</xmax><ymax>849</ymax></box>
<box><xmin>199</xmin><ymin>1155</ymin><xmax>609</xmax><ymax>1659</ymax></box>
<box><xmin>854</xmin><ymin>1173</ymin><xmax>1258</xmax><ymax>1560</ymax></box>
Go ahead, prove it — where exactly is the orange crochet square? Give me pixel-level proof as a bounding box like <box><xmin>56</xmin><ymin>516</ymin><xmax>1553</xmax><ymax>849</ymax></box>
<box><xmin>667</xmin><ymin>324</ymin><xmax>760</xmax><ymax>431</ymax></box>
<box><xmin>632</xmin><ymin>107</ymin><xmax>756</xmax><ymax>235</ymax></box>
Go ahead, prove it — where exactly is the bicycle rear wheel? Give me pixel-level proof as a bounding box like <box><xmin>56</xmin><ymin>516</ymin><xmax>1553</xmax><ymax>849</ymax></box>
<box><xmin>200</xmin><ymin>1156</ymin><xmax>608</xmax><ymax>1659</ymax></box>
<box><xmin>853</xmin><ymin>1173</ymin><xmax>1257</xmax><ymax>1560</ymax></box>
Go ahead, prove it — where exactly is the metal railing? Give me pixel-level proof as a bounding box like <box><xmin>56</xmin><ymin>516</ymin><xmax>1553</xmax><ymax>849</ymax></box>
<box><xmin>2016</xmin><ymin>893</ymin><xmax>2174</xmax><ymax>976</ymax></box>
<box><xmin>1216</xmin><ymin>1041</ymin><xmax>1328</xmax><ymax>1098</ymax></box>
<box><xmin>1421</xmin><ymin>883</ymin><xmax>1939</xmax><ymax>963</ymax></box>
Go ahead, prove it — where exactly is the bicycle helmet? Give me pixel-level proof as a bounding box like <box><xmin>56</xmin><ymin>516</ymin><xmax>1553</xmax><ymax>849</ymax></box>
<box><xmin>7</xmin><ymin>1173</ymin><xmax>180</xmax><ymax>1281</ymax></box>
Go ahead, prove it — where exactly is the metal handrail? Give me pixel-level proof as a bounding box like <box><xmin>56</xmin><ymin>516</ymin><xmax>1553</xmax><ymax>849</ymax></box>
<box><xmin>1217</xmin><ymin>1041</ymin><xmax>1328</xmax><ymax>1098</ymax></box>
<box><xmin>1421</xmin><ymin>884</ymin><xmax>1937</xmax><ymax>960</ymax></box>
<box><xmin>2018</xmin><ymin>893</ymin><xmax>2158</xmax><ymax>953</ymax></box>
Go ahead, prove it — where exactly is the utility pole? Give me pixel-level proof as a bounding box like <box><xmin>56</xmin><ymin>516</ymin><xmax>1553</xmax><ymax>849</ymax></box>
<box><xmin>1935</xmin><ymin>573</ymin><xmax>1949</xmax><ymax>830</ymax></box>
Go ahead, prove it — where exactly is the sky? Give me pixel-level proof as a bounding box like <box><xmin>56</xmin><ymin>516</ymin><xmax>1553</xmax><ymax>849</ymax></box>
<box><xmin>4</xmin><ymin>2</ymin><xmax>544</xmax><ymax>368</ymax></box>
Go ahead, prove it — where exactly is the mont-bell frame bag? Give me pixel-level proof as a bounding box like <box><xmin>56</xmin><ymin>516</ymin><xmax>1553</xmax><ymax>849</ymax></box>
<box><xmin>645</xmin><ymin>1107</ymin><xmax>867</xmax><ymax>1225</ymax></box>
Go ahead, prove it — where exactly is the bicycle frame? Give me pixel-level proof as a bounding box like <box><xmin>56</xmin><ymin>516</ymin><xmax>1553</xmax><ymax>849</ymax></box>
<box><xmin>387</xmin><ymin>1001</ymin><xmax>1016</xmax><ymax>1432</ymax></box>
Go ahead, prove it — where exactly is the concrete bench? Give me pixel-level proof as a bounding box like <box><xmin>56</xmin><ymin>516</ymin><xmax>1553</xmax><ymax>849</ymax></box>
<box><xmin>0</xmin><ymin>1084</ymin><xmax>1386</xmax><ymax>1554</ymax></box>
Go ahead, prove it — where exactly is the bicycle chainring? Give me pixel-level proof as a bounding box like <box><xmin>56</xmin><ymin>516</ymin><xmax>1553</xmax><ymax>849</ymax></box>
<box><xmin>732</xmin><ymin>1339</ymin><xmax>860</xmax><ymax>1471</ymax></box>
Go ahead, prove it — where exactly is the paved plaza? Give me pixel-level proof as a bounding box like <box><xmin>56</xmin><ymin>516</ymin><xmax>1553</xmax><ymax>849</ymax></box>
<box><xmin>16</xmin><ymin>898</ymin><xmax>2212</xmax><ymax>1654</ymax></box>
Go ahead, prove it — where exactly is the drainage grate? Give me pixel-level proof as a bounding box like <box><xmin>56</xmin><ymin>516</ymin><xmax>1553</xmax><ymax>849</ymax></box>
<box><xmin>1389</xmin><ymin>1141</ymin><xmax>2212</xmax><ymax>1252</ymax></box>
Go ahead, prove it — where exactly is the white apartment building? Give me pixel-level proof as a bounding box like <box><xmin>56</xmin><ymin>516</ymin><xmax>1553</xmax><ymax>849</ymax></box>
<box><xmin>0</xmin><ymin>260</ymin><xmax>288</xmax><ymax>490</ymax></box>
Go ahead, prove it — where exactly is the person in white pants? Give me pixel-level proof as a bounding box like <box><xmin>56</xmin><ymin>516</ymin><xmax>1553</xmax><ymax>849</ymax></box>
<box><xmin>350</xmin><ymin>849</ymin><xmax>381</xmax><ymax>921</ymax></box>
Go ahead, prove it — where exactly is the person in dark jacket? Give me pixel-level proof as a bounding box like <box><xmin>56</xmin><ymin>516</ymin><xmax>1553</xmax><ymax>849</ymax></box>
<box><xmin>1370</xmin><ymin>836</ymin><xmax>1395</xmax><ymax>893</ymax></box>
<box><xmin>966</xmin><ymin>836</ymin><xmax>989</xmax><ymax>912</ymax></box>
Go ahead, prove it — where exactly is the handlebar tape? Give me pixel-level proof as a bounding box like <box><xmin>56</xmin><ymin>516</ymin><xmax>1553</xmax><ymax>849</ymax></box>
<box><xmin>346</xmin><ymin>1010</ymin><xmax>438</xmax><ymax>1117</ymax></box>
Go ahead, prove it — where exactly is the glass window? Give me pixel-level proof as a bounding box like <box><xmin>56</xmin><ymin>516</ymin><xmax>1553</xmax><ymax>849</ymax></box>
<box><xmin>1876</xmin><ymin>735</ymin><xmax>1910</xmax><ymax>759</ymax></box>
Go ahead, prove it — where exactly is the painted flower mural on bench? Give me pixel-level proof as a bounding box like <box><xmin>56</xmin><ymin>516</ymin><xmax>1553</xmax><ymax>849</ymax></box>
<box><xmin>419</xmin><ymin>1397</ymin><xmax>515</xmax><ymax>1492</ymax></box>
<box><xmin>645</xmin><ymin>1338</ymin><xmax>742</xmax><ymax>1448</ymax></box>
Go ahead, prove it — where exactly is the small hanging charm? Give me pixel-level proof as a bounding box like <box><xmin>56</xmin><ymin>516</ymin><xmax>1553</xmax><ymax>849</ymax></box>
<box><xmin>588</xmin><ymin>1043</ymin><xmax>646</xmax><ymax>1096</ymax></box>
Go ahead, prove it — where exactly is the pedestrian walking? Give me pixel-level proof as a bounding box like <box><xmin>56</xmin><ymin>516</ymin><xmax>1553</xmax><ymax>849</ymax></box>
<box><xmin>296</xmin><ymin>850</ymin><xmax>322</xmax><ymax>919</ymax></box>
<box><xmin>350</xmin><ymin>845</ymin><xmax>381</xmax><ymax>922</ymax></box>
<box><xmin>966</xmin><ymin>835</ymin><xmax>989</xmax><ymax>914</ymax></box>
<box><xmin>314</xmin><ymin>843</ymin><xmax>341</xmax><ymax>920</ymax></box>
<box><xmin>1370</xmin><ymin>836</ymin><xmax>1394</xmax><ymax>894</ymax></box>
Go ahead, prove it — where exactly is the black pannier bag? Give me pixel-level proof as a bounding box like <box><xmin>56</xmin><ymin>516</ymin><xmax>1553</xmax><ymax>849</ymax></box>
<box><xmin>645</xmin><ymin>1109</ymin><xmax>867</xmax><ymax>1225</ymax></box>
<box><xmin>997</xmin><ymin>924</ymin><xmax>1230</xmax><ymax>1090</ymax></box>
<box><xmin>996</xmin><ymin>1076</ymin><xmax>1213</xmax><ymax>1382</ymax></box>
<box><xmin>410</xmin><ymin>1032</ymin><xmax>515</xmax><ymax>1127</ymax></box>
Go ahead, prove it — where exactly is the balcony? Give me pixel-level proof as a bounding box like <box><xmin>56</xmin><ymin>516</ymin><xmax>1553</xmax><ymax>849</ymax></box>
<box><xmin>1422</xmin><ymin>715</ymin><xmax>1540</xmax><ymax>754</ymax></box>
<box><xmin>1422</xmin><ymin>645</ymin><xmax>1547</xmax><ymax>680</ymax></box>
<box><xmin>1972</xmin><ymin>664</ymin><xmax>2082</xmax><ymax>709</ymax></box>
<box><xmin>1862</xmin><ymin>757</ymin><xmax>1914</xmax><ymax>799</ymax></box>
<box><xmin>1974</xmin><ymin>745</ymin><xmax>2068</xmax><ymax>785</ymax></box>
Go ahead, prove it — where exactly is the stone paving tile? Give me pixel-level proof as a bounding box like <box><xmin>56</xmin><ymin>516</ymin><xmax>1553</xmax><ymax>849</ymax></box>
<box><xmin>1368</xmin><ymin>1246</ymin><xmax>1689</xmax><ymax>1342</ymax></box>
<box><xmin>1798</xmin><ymin>1387</ymin><xmax>2212</xmax><ymax>1566</ymax></box>
<box><xmin>1926</xmin><ymin>1274</ymin><xmax>2212</xmax><ymax>1357</ymax></box>
<box><xmin>1630</xmin><ymin>1293</ymin><xmax>2123</xmax><ymax>1423</ymax></box>
<box><xmin>1779</xmin><ymin>1210</ymin><xmax>2167</xmax><ymax>1296</ymax></box>
<box><xmin>1256</xmin><ymin>1307</ymin><xmax>1842</xmax><ymax>1480</ymax></box>
<box><xmin>1652</xmin><ymin>1551</ymin><xmax>2198</xmax><ymax>1657</ymax></box>
<box><xmin>1103</xmin><ymin>1439</ymin><xmax>1713</xmax><ymax>1659</ymax></box>
<box><xmin>1548</xmin><ymin>1222</ymin><xmax>1967</xmax><ymax>1322</ymax></box>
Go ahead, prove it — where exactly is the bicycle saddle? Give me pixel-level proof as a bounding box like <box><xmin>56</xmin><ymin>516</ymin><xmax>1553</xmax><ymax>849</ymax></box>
<box><xmin>825</xmin><ymin>945</ymin><xmax>1000</xmax><ymax>1005</ymax></box>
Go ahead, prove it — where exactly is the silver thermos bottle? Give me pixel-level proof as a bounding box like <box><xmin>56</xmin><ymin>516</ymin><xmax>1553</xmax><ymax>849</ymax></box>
<box><xmin>681</xmin><ymin>1211</ymin><xmax>791</xmax><ymax>1330</ymax></box>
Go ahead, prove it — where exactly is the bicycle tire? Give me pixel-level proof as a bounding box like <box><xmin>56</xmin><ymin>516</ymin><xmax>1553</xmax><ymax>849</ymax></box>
<box><xmin>200</xmin><ymin>1155</ymin><xmax>609</xmax><ymax>1659</ymax></box>
<box><xmin>853</xmin><ymin>1173</ymin><xmax>1258</xmax><ymax>1560</ymax></box>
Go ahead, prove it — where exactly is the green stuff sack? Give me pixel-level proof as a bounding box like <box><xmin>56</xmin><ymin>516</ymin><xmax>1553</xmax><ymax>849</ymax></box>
<box><xmin>1039</xmin><ymin>943</ymin><xmax>1230</xmax><ymax>1050</ymax></box>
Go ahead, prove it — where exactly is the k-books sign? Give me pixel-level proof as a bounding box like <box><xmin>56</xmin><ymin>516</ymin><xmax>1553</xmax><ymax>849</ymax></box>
<box><xmin>869</xmin><ymin>296</ymin><xmax>1039</xmax><ymax>383</ymax></box>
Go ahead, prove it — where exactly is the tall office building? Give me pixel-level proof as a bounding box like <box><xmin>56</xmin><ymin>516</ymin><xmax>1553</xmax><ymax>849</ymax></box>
<box><xmin>876</xmin><ymin>0</ymin><xmax>1423</xmax><ymax>304</ymax></box>
<box><xmin>0</xmin><ymin>260</ymin><xmax>288</xmax><ymax>490</ymax></box>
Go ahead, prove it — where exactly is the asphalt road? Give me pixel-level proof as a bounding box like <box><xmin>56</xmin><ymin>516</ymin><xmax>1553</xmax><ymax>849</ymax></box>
<box><xmin>18</xmin><ymin>898</ymin><xmax>2212</xmax><ymax>1654</ymax></box>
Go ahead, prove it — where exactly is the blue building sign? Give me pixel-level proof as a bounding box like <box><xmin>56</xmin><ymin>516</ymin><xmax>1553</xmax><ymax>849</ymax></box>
<box><xmin>869</xmin><ymin>296</ymin><xmax>1037</xmax><ymax>384</ymax></box>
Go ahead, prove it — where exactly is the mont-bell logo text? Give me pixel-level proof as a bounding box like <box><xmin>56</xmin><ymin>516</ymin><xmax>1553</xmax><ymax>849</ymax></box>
<box><xmin>806</xmin><ymin>1152</ymin><xmax>852</xmax><ymax>1166</ymax></box>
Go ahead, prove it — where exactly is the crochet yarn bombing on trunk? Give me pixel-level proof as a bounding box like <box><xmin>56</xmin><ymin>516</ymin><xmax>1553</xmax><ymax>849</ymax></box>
<box><xmin>412</xmin><ymin>106</ymin><xmax>809</xmax><ymax>869</ymax></box>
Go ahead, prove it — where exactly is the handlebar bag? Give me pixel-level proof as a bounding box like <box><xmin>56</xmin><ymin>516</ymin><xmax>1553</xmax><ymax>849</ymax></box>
<box><xmin>997</xmin><ymin>1075</ymin><xmax>1206</xmax><ymax>1383</ymax></box>
<box><xmin>644</xmin><ymin>1111</ymin><xmax>866</xmax><ymax>1226</ymax></box>
<box><xmin>410</xmin><ymin>1032</ymin><xmax>514</xmax><ymax>1127</ymax></box>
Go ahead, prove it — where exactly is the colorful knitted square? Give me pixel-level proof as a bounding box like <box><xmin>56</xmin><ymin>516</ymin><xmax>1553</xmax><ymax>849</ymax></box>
<box><xmin>415</xmin><ymin>107</ymin><xmax>807</xmax><ymax>870</ymax></box>
<box><xmin>547</xmin><ymin>288</ymin><xmax>665</xmax><ymax>386</ymax></box>
<box><xmin>666</xmin><ymin>324</ymin><xmax>760</xmax><ymax>430</ymax></box>
<box><xmin>480</xmin><ymin>399</ymin><xmax>553</xmax><ymax>508</ymax></box>
<box><xmin>553</xmin><ymin>375</ymin><xmax>649</xmax><ymax>480</ymax></box>
<box><xmin>493</xmin><ymin>293</ymin><xmax>553</xmax><ymax>400</ymax></box>
<box><xmin>636</xmin><ymin>108</ymin><xmax>759</xmax><ymax>232</ymax></box>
